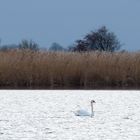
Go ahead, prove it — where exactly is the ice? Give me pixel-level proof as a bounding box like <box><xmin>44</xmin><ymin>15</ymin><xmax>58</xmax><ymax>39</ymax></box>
<box><xmin>0</xmin><ymin>90</ymin><xmax>140</xmax><ymax>140</ymax></box>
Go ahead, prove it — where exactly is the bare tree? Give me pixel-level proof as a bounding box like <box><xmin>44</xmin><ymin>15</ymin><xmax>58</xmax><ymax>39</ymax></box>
<box><xmin>72</xmin><ymin>26</ymin><xmax>121</xmax><ymax>52</ymax></box>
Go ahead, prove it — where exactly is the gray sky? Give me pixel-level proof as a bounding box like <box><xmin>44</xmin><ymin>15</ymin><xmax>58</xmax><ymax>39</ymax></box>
<box><xmin>0</xmin><ymin>0</ymin><xmax>140</xmax><ymax>51</ymax></box>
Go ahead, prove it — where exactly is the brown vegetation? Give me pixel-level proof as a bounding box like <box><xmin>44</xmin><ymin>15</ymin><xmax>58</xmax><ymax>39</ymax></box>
<box><xmin>0</xmin><ymin>50</ymin><xmax>140</xmax><ymax>89</ymax></box>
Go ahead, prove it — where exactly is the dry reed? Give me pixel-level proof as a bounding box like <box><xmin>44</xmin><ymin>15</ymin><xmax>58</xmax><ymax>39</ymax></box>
<box><xmin>0</xmin><ymin>50</ymin><xmax>140</xmax><ymax>89</ymax></box>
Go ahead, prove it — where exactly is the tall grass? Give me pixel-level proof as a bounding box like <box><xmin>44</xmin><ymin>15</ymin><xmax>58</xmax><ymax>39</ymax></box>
<box><xmin>0</xmin><ymin>50</ymin><xmax>140</xmax><ymax>89</ymax></box>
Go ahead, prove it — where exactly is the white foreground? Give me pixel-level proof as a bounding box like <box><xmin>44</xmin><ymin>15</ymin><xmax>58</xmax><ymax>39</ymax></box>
<box><xmin>0</xmin><ymin>90</ymin><xmax>140</xmax><ymax>140</ymax></box>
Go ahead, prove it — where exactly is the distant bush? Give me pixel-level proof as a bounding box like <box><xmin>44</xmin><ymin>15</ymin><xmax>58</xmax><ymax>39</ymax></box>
<box><xmin>0</xmin><ymin>44</ymin><xmax>18</xmax><ymax>52</ymax></box>
<box><xmin>49</xmin><ymin>42</ymin><xmax>66</xmax><ymax>52</ymax></box>
<box><xmin>18</xmin><ymin>40</ymin><xmax>39</xmax><ymax>52</ymax></box>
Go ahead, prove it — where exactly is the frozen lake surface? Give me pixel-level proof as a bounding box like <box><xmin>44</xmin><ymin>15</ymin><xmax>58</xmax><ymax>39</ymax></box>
<box><xmin>0</xmin><ymin>90</ymin><xmax>140</xmax><ymax>140</ymax></box>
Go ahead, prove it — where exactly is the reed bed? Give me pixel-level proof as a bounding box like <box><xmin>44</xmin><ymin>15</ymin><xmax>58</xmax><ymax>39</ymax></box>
<box><xmin>0</xmin><ymin>50</ymin><xmax>140</xmax><ymax>89</ymax></box>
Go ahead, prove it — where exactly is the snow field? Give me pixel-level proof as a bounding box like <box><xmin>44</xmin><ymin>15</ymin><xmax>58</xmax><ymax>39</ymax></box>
<box><xmin>0</xmin><ymin>90</ymin><xmax>140</xmax><ymax>140</ymax></box>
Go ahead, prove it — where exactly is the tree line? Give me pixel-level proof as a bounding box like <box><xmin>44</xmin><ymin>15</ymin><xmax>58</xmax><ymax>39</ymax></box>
<box><xmin>0</xmin><ymin>26</ymin><xmax>122</xmax><ymax>52</ymax></box>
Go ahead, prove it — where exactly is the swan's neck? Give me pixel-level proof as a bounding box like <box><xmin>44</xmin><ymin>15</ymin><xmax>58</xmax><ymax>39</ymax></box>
<box><xmin>91</xmin><ymin>102</ymin><xmax>94</xmax><ymax>117</ymax></box>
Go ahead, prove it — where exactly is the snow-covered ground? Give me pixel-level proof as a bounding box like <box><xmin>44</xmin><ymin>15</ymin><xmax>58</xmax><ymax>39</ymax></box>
<box><xmin>0</xmin><ymin>90</ymin><xmax>140</xmax><ymax>140</ymax></box>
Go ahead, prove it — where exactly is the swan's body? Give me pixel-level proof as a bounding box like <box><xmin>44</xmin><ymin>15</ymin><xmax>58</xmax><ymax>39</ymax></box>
<box><xmin>74</xmin><ymin>109</ymin><xmax>91</xmax><ymax>116</ymax></box>
<box><xmin>75</xmin><ymin>100</ymin><xmax>95</xmax><ymax>117</ymax></box>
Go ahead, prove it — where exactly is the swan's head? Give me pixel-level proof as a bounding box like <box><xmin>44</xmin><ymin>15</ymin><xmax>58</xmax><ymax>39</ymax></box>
<box><xmin>91</xmin><ymin>100</ymin><xmax>96</xmax><ymax>103</ymax></box>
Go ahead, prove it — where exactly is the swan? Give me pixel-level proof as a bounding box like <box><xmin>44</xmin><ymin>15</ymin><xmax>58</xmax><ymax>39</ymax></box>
<box><xmin>75</xmin><ymin>100</ymin><xmax>96</xmax><ymax>117</ymax></box>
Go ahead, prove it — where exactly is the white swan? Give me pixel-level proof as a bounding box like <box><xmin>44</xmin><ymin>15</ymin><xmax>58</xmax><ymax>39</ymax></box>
<box><xmin>75</xmin><ymin>100</ymin><xmax>96</xmax><ymax>117</ymax></box>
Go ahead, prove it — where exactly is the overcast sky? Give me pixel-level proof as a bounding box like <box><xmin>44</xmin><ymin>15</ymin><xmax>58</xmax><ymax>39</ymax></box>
<box><xmin>0</xmin><ymin>0</ymin><xmax>140</xmax><ymax>51</ymax></box>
